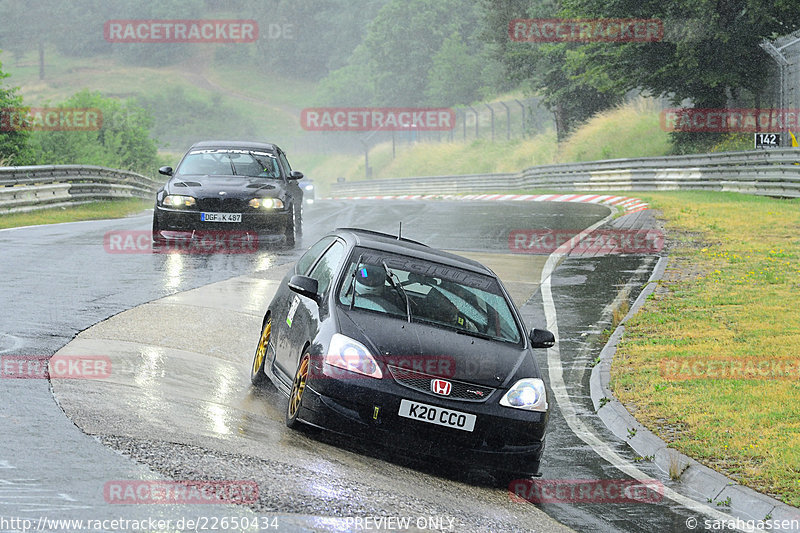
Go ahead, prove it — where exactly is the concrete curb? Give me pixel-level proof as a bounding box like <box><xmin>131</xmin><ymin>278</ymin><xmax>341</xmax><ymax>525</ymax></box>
<box><xmin>327</xmin><ymin>193</ymin><xmax>649</xmax><ymax>214</ymax></box>
<box><xmin>589</xmin><ymin>256</ymin><xmax>800</xmax><ymax>529</ymax></box>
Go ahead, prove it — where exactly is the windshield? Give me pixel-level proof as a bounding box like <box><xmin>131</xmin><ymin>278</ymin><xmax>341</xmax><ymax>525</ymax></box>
<box><xmin>176</xmin><ymin>149</ymin><xmax>281</xmax><ymax>178</ymax></box>
<box><xmin>337</xmin><ymin>248</ymin><xmax>522</xmax><ymax>344</ymax></box>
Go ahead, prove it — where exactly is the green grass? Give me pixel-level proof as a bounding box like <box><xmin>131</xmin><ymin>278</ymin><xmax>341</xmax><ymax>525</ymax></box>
<box><xmin>0</xmin><ymin>199</ymin><xmax>151</xmax><ymax>229</ymax></box>
<box><xmin>609</xmin><ymin>191</ymin><xmax>800</xmax><ymax>506</ymax></box>
<box><xmin>299</xmin><ymin>97</ymin><xmax>671</xmax><ymax>195</ymax></box>
<box><xmin>2</xmin><ymin>48</ymin><xmax>306</xmax><ymax>149</ymax></box>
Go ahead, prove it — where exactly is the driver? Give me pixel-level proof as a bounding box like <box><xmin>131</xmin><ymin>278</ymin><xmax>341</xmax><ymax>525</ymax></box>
<box><xmin>352</xmin><ymin>264</ymin><xmax>403</xmax><ymax>314</ymax></box>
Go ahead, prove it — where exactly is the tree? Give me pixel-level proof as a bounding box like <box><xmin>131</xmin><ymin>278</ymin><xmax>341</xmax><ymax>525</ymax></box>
<box><xmin>479</xmin><ymin>0</ymin><xmax>622</xmax><ymax>140</ymax></box>
<box><xmin>30</xmin><ymin>90</ymin><xmax>158</xmax><ymax>174</ymax></box>
<box><xmin>361</xmin><ymin>0</ymin><xmax>486</xmax><ymax>106</ymax></box>
<box><xmin>558</xmin><ymin>0</ymin><xmax>800</xmax><ymax>149</ymax></box>
<box><xmin>0</xmin><ymin>57</ymin><xmax>33</xmax><ymax>165</ymax></box>
<box><xmin>425</xmin><ymin>32</ymin><xmax>484</xmax><ymax>106</ymax></box>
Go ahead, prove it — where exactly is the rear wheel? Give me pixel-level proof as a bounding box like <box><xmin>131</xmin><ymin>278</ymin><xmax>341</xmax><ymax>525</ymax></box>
<box><xmin>250</xmin><ymin>317</ymin><xmax>271</xmax><ymax>386</ymax></box>
<box><xmin>286</xmin><ymin>353</ymin><xmax>310</xmax><ymax>428</ymax></box>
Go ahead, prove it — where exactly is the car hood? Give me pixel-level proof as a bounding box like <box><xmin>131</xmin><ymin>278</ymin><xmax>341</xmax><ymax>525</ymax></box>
<box><xmin>167</xmin><ymin>175</ymin><xmax>282</xmax><ymax>198</ymax></box>
<box><xmin>335</xmin><ymin>307</ymin><xmax>539</xmax><ymax>388</ymax></box>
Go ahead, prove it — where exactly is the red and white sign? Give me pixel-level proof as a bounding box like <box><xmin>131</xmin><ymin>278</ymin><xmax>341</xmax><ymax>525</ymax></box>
<box><xmin>300</xmin><ymin>108</ymin><xmax>456</xmax><ymax>131</ymax></box>
<box><xmin>104</xmin><ymin>19</ymin><xmax>258</xmax><ymax>43</ymax></box>
<box><xmin>509</xmin><ymin>18</ymin><xmax>663</xmax><ymax>42</ymax></box>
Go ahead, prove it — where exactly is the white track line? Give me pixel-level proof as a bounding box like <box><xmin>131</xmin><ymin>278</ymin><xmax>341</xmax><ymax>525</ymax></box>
<box><xmin>539</xmin><ymin>212</ymin><xmax>751</xmax><ymax>531</ymax></box>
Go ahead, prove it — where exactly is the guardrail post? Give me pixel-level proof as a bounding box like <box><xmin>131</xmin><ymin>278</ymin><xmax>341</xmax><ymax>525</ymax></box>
<box><xmin>484</xmin><ymin>103</ymin><xmax>495</xmax><ymax>142</ymax></box>
<box><xmin>514</xmin><ymin>99</ymin><xmax>526</xmax><ymax>138</ymax></box>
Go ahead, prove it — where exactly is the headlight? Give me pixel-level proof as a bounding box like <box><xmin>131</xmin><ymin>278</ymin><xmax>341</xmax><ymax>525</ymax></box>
<box><xmin>500</xmin><ymin>378</ymin><xmax>548</xmax><ymax>412</ymax></box>
<box><xmin>303</xmin><ymin>184</ymin><xmax>314</xmax><ymax>191</ymax></box>
<box><xmin>324</xmin><ymin>333</ymin><xmax>382</xmax><ymax>379</ymax></box>
<box><xmin>162</xmin><ymin>195</ymin><xmax>196</xmax><ymax>207</ymax></box>
<box><xmin>249</xmin><ymin>198</ymin><xmax>285</xmax><ymax>209</ymax></box>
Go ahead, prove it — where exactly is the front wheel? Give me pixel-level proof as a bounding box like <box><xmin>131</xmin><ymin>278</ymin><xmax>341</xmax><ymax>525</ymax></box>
<box><xmin>284</xmin><ymin>205</ymin><xmax>297</xmax><ymax>247</ymax></box>
<box><xmin>250</xmin><ymin>317</ymin><xmax>271</xmax><ymax>386</ymax></box>
<box><xmin>152</xmin><ymin>211</ymin><xmax>166</xmax><ymax>245</ymax></box>
<box><xmin>286</xmin><ymin>353</ymin><xmax>310</xmax><ymax>428</ymax></box>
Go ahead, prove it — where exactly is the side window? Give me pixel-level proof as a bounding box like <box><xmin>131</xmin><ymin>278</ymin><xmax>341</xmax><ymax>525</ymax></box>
<box><xmin>309</xmin><ymin>241</ymin><xmax>346</xmax><ymax>296</ymax></box>
<box><xmin>296</xmin><ymin>237</ymin><xmax>334</xmax><ymax>275</ymax></box>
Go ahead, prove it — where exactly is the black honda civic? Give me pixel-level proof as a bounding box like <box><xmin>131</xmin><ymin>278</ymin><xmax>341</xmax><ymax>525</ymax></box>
<box><xmin>250</xmin><ymin>228</ymin><xmax>554</xmax><ymax>480</ymax></box>
<box><xmin>152</xmin><ymin>140</ymin><xmax>304</xmax><ymax>247</ymax></box>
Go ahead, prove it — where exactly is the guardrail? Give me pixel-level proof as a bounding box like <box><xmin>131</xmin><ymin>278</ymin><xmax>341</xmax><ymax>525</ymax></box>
<box><xmin>330</xmin><ymin>148</ymin><xmax>800</xmax><ymax>198</ymax></box>
<box><xmin>0</xmin><ymin>165</ymin><xmax>161</xmax><ymax>214</ymax></box>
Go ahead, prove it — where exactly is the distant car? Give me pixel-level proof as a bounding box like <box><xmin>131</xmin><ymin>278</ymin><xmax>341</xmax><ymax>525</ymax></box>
<box><xmin>152</xmin><ymin>140</ymin><xmax>304</xmax><ymax>246</ymax></box>
<box><xmin>250</xmin><ymin>228</ymin><xmax>553</xmax><ymax>480</ymax></box>
<box><xmin>298</xmin><ymin>177</ymin><xmax>315</xmax><ymax>204</ymax></box>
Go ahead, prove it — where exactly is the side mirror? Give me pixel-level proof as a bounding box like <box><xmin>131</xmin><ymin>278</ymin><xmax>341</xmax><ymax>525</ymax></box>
<box><xmin>529</xmin><ymin>328</ymin><xmax>555</xmax><ymax>348</ymax></box>
<box><xmin>289</xmin><ymin>170</ymin><xmax>304</xmax><ymax>180</ymax></box>
<box><xmin>289</xmin><ymin>275</ymin><xmax>319</xmax><ymax>303</ymax></box>
<box><xmin>159</xmin><ymin>166</ymin><xmax>173</xmax><ymax>176</ymax></box>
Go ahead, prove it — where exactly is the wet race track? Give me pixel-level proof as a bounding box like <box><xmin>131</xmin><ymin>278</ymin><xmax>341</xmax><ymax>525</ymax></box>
<box><xmin>0</xmin><ymin>199</ymin><xmax>723</xmax><ymax>532</ymax></box>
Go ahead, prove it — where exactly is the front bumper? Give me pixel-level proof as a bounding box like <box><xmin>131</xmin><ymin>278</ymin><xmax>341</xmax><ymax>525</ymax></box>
<box><xmin>297</xmin><ymin>364</ymin><xmax>548</xmax><ymax>476</ymax></box>
<box><xmin>154</xmin><ymin>205</ymin><xmax>291</xmax><ymax>235</ymax></box>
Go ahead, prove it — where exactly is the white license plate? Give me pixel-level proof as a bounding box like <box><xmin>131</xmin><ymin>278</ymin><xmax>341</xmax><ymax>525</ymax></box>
<box><xmin>398</xmin><ymin>399</ymin><xmax>476</xmax><ymax>432</ymax></box>
<box><xmin>201</xmin><ymin>212</ymin><xmax>241</xmax><ymax>223</ymax></box>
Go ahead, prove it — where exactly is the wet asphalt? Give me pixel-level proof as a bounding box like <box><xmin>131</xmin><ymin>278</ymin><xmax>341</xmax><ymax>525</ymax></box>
<box><xmin>0</xmin><ymin>199</ymin><xmax>721</xmax><ymax>532</ymax></box>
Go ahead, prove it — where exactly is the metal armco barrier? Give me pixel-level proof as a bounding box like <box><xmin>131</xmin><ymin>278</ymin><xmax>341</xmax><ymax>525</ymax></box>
<box><xmin>0</xmin><ymin>165</ymin><xmax>160</xmax><ymax>214</ymax></box>
<box><xmin>330</xmin><ymin>148</ymin><xmax>800</xmax><ymax>198</ymax></box>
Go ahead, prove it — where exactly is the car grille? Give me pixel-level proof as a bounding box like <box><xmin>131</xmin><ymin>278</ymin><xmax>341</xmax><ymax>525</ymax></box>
<box><xmin>387</xmin><ymin>365</ymin><xmax>495</xmax><ymax>402</ymax></box>
<box><xmin>196</xmin><ymin>197</ymin><xmax>248</xmax><ymax>212</ymax></box>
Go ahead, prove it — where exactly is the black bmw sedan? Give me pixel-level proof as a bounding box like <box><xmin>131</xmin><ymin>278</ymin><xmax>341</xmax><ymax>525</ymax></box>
<box><xmin>152</xmin><ymin>140</ymin><xmax>304</xmax><ymax>247</ymax></box>
<box><xmin>250</xmin><ymin>228</ymin><xmax>554</xmax><ymax>480</ymax></box>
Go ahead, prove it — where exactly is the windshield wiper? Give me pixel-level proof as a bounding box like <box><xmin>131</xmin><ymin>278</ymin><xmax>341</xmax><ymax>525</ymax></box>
<box><xmin>382</xmin><ymin>260</ymin><xmax>412</xmax><ymax>323</ymax></box>
<box><xmin>249</xmin><ymin>152</ymin><xmax>280</xmax><ymax>179</ymax></box>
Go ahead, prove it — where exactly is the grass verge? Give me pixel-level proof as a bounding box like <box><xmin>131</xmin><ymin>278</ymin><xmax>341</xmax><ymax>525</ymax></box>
<box><xmin>609</xmin><ymin>191</ymin><xmax>800</xmax><ymax>506</ymax></box>
<box><xmin>0</xmin><ymin>199</ymin><xmax>151</xmax><ymax>230</ymax></box>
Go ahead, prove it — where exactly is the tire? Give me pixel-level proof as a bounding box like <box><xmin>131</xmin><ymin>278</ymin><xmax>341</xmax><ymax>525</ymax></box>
<box><xmin>286</xmin><ymin>353</ymin><xmax>310</xmax><ymax>428</ymax></box>
<box><xmin>284</xmin><ymin>205</ymin><xmax>297</xmax><ymax>247</ymax></box>
<box><xmin>250</xmin><ymin>317</ymin><xmax>272</xmax><ymax>386</ymax></box>
<box><xmin>152</xmin><ymin>211</ymin><xmax>166</xmax><ymax>245</ymax></box>
<box><xmin>296</xmin><ymin>202</ymin><xmax>303</xmax><ymax>237</ymax></box>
